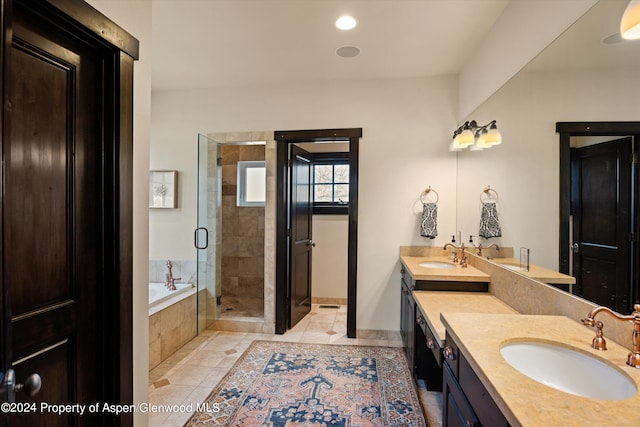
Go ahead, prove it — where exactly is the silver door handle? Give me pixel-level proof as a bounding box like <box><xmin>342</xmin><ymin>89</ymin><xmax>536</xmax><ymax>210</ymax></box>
<box><xmin>572</xmin><ymin>243</ymin><xmax>580</xmax><ymax>253</ymax></box>
<box><xmin>307</xmin><ymin>240</ymin><xmax>316</xmax><ymax>248</ymax></box>
<box><xmin>1</xmin><ymin>369</ymin><xmax>42</xmax><ymax>402</ymax></box>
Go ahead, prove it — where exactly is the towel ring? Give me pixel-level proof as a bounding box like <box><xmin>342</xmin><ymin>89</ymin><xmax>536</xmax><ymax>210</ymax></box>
<box><xmin>420</xmin><ymin>186</ymin><xmax>439</xmax><ymax>204</ymax></box>
<box><xmin>480</xmin><ymin>186</ymin><xmax>499</xmax><ymax>203</ymax></box>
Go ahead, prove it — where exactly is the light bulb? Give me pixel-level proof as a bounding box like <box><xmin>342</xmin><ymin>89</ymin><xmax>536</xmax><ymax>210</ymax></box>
<box><xmin>336</xmin><ymin>15</ymin><xmax>357</xmax><ymax>30</ymax></box>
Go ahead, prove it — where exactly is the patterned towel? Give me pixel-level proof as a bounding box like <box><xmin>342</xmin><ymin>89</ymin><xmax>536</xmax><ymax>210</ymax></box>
<box><xmin>420</xmin><ymin>202</ymin><xmax>438</xmax><ymax>239</ymax></box>
<box><xmin>479</xmin><ymin>201</ymin><xmax>501</xmax><ymax>238</ymax></box>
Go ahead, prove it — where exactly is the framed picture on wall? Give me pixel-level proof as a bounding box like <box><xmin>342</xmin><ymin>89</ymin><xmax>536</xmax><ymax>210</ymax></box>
<box><xmin>149</xmin><ymin>170</ymin><xmax>178</xmax><ymax>208</ymax></box>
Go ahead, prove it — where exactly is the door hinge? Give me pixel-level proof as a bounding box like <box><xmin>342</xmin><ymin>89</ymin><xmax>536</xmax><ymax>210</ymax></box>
<box><xmin>632</xmin><ymin>153</ymin><xmax>638</xmax><ymax>164</ymax></box>
<box><xmin>287</xmin><ymin>228</ymin><xmax>291</xmax><ymax>237</ymax></box>
<box><xmin>630</xmin><ymin>232</ymin><xmax>637</xmax><ymax>242</ymax></box>
<box><xmin>288</xmin><ymin>159</ymin><xmax>293</xmax><ymax>167</ymax></box>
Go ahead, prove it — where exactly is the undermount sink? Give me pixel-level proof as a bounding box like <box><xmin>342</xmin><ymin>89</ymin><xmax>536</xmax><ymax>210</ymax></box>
<box><xmin>418</xmin><ymin>261</ymin><xmax>456</xmax><ymax>269</ymax></box>
<box><xmin>500</xmin><ymin>341</ymin><xmax>637</xmax><ymax>400</ymax></box>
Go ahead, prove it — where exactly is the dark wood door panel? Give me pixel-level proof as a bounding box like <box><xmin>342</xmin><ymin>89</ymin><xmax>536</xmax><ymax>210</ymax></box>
<box><xmin>571</xmin><ymin>137</ymin><xmax>632</xmax><ymax>313</ymax></box>
<box><xmin>289</xmin><ymin>145</ymin><xmax>312</xmax><ymax>327</ymax></box>
<box><xmin>12</xmin><ymin>340</ymin><xmax>72</xmax><ymax>427</ymax></box>
<box><xmin>6</xmin><ymin>41</ymin><xmax>75</xmax><ymax>316</ymax></box>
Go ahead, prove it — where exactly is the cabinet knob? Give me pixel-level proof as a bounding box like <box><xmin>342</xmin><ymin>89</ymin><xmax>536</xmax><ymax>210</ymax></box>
<box><xmin>427</xmin><ymin>338</ymin><xmax>435</xmax><ymax>349</ymax></box>
<box><xmin>400</xmin><ymin>268</ymin><xmax>405</xmax><ymax>274</ymax></box>
<box><xmin>443</xmin><ymin>346</ymin><xmax>456</xmax><ymax>361</ymax></box>
<box><xmin>417</xmin><ymin>315</ymin><xmax>425</xmax><ymax>325</ymax></box>
<box><xmin>465</xmin><ymin>421</ymin><xmax>473</xmax><ymax>427</ymax></box>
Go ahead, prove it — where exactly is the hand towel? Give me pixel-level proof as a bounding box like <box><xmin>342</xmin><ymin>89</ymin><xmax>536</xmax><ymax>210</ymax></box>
<box><xmin>420</xmin><ymin>202</ymin><xmax>438</xmax><ymax>239</ymax></box>
<box><xmin>479</xmin><ymin>201</ymin><xmax>501</xmax><ymax>238</ymax></box>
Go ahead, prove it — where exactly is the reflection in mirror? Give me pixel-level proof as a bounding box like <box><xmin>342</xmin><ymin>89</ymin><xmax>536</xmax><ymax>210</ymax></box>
<box><xmin>455</xmin><ymin>0</ymin><xmax>640</xmax><ymax>310</ymax></box>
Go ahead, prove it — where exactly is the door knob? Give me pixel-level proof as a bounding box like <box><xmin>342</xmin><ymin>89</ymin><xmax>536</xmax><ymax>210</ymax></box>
<box><xmin>307</xmin><ymin>240</ymin><xmax>316</xmax><ymax>247</ymax></box>
<box><xmin>1</xmin><ymin>369</ymin><xmax>42</xmax><ymax>402</ymax></box>
<box><xmin>572</xmin><ymin>242</ymin><xmax>580</xmax><ymax>253</ymax></box>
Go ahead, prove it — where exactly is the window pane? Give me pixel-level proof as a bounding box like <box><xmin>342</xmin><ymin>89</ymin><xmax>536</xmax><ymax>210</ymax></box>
<box><xmin>314</xmin><ymin>164</ymin><xmax>333</xmax><ymax>184</ymax></box>
<box><xmin>245</xmin><ymin>166</ymin><xmax>266</xmax><ymax>202</ymax></box>
<box><xmin>314</xmin><ymin>184</ymin><xmax>333</xmax><ymax>202</ymax></box>
<box><xmin>334</xmin><ymin>184</ymin><xmax>349</xmax><ymax>202</ymax></box>
<box><xmin>334</xmin><ymin>164</ymin><xmax>350</xmax><ymax>183</ymax></box>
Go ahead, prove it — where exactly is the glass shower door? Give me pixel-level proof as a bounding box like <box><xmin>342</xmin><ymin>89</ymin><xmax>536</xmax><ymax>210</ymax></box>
<box><xmin>196</xmin><ymin>134</ymin><xmax>221</xmax><ymax>333</ymax></box>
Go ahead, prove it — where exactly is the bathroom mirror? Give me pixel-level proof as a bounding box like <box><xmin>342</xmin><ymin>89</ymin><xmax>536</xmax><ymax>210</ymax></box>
<box><xmin>455</xmin><ymin>0</ymin><xmax>640</xmax><ymax>309</ymax></box>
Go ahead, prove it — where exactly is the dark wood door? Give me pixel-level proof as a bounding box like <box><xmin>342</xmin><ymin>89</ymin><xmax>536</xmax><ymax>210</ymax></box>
<box><xmin>289</xmin><ymin>145</ymin><xmax>313</xmax><ymax>327</ymax></box>
<box><xmin>571</xmin><ymin>137</ymin><xmax>633</xmax><ymax>313</ymax></box>
<box><xmin>2</xmin><ymin>5</ymin><xmax>104</xmax><ymax>426</ymax></box>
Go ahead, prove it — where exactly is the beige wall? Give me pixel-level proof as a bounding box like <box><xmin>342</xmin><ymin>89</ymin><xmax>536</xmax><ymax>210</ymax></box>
<box><xmin>151</xmin><ymin>76</ymin><xmax>459</xmax><ymax>331</ymax></box>
<box><xmin>86</xmin><ymin>1</ymin><xmax>151</xmax><ymax>425</ymax></box>
<box><xmin>312</xmin><ymin>215</ymin><xmax>348</xmax><ymax>301</ymax></box>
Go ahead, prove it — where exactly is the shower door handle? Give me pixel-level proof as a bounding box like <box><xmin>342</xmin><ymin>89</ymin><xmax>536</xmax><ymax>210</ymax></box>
<box><xmin>194</xmin><ymin>227</ymin><xmax>209</xmax><ymax>249</ymax></box>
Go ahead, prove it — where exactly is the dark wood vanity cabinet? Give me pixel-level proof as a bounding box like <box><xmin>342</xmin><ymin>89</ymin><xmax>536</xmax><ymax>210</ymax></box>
<box><xmin>442</xmin><ymin>332</ymin><xmax>509</xmax><ymax>427</ymax></box>
<box><xmin>400</xmin><ymin>269</ymin><xmax>416</xmax><ymax>373</ymax></box>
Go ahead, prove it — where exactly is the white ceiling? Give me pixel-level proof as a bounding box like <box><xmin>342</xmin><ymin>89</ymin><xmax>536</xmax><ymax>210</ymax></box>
<box><xmin>151</xmin><ymin>0</ymin><xmax>511</xmax><ymax>92</ymax></box>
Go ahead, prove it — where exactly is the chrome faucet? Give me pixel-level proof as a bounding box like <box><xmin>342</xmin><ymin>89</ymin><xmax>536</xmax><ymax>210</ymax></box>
<box><xmin>443</xmin><ymin>243</ymin><xmax>467</xmax><ymax>267</ymax></box>
<box><xmin>165</xmin><ymin>260</ymin><xmax>181</xmax><ymax>291</ymax></box>
<box><xmin>581</xmin><ymin>304</ymin><xmax>640</xmax><ymax>368</ymax></box>
<box><xmin>477</xmin><ymin>243</ymin><xmax>500</xmax><ymax>257</ymax></box>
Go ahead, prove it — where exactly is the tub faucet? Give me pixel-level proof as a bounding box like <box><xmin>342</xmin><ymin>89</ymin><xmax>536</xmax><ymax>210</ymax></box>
<box><xmin>165</xmin><ymin>260</ymin><xmax>181</xmax><ymax>291</ymax></box>
<box><xmin>581</xmin><ymin>304</ymin><xmax>640</xmax><ymax>368</ymax></box>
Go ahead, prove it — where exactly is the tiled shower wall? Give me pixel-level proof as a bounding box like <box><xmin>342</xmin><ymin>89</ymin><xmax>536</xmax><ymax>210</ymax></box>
<box><xmin>221</xmin><ymin>145</ymin><xmax>265</xmax><ymax>300</ymax></box>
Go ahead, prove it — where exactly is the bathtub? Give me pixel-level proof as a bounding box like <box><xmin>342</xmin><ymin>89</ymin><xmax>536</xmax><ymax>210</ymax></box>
<box><xmin>148</xmin><ymin>282</ymin><xmax>195</xmax><ymax>316</ymax></box>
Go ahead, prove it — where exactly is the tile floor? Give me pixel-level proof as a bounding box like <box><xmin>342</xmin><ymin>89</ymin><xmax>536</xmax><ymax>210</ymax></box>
<box><xmin>147</xmin><ymin>304</ymin><xmax>422</xmax><ymax>426</ymax></box>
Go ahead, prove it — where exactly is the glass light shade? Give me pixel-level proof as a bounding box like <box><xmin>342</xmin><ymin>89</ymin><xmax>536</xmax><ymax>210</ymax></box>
<box><xmin>485</xmin><ymin>128</ymin><xmax>502</xmax><ymax>146</ymax></box>
<box><xmin>457</xmin><ymin>129</ymin><xmax>475</xmax><ymax>147</ymax></box>
<box><xmin>469</xmin><ymin>141</ymin><xmax>484</xmax><ymax>151</ymax></box>
<box><xmin>449</xmin><ymin>140</ymin><xmax>462</xmax><ymax>151</ymax></box>
<box><xmin>621</xmin><ymin>0</ymin><xmax>640</xmax><ymax>40</ymax></box>
<box><xmin>474</xmin><ymin>133</ymin><xmax>492</xmax><ymax>149</ymax></box>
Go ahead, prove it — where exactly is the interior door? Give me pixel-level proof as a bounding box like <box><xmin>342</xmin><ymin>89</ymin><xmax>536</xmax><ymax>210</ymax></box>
<box><xmin>1</xmin><ymin>6</ymin><xmax>102</xmax><ymax>426</ymax></box>
<box><xmin>289</xmin><ymin>145</ymin><xmax>313</xmax><ymax>327</ymax></box>
<box><xmin>571</xmin><ymin>137</ymin><xmax>633</xmax><ymax>313</ymax></box>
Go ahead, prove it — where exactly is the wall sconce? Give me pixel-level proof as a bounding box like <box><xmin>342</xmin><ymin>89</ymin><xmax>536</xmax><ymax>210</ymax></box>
<box><xmin>449</xmin><ymin>120</ymin><xmax>502</xmax><ymax>152</ymax></box>
<box><xmin>621</xmin><ymin>0</ymin><xmax>640</xmax><ymax>40</ymax></box>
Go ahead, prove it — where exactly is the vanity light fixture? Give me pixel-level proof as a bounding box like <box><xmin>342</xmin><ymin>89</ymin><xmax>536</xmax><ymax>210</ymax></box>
<box><xmin>450</xmin><ymin>120</ymin><xmax>502</xmax><ymax>152</ymax></box>
<box><xmin>621</xmin><ymin>0</ymin><xmax>640</xmax><ymax>40</ymax></box>
<box><xmin>336</xmin><ymin>15</ymin><xmax>357</xmax><ymax>31</ymax></box>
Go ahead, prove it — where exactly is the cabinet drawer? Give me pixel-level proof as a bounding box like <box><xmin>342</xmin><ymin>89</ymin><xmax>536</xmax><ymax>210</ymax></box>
<box><xmin>459</xmin><ymin>354</ymin><xmax>509</xmax><ymax>427</ymax></box>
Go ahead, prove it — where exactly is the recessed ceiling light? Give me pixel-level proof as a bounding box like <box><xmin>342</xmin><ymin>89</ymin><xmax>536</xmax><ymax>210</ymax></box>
<box><xmin>336</xmin><ymin>46</ymin><xmax>361</xmax><ymax>58</ymax></box>
<box><xmin>336</xmin><ymin>15</ymin><xmax>357</xmax><ymax>31</ymax></box>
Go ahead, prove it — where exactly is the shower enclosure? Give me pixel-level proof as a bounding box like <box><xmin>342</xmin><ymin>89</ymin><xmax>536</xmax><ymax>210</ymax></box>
<box><xmin>196</xmin><ymin>133</ymin><xmax>267</xmax><ymax>333</ymax></box>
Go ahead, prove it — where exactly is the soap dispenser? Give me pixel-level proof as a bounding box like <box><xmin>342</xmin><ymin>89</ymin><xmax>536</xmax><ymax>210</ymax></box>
<box><xmin>448</xmin><ymin>235</ymin><xmax>456</xmax><ymax>261</ymax></box>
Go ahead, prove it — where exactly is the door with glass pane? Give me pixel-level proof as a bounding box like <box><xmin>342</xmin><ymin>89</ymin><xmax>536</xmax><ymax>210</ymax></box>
<box><xmin>196</xmin><ymin>134</ymin><xmax>221</xmax><ymax>332</ymax></box>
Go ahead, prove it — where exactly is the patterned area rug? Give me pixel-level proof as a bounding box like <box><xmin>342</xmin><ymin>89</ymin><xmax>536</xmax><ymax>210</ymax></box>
<box><xmin>186</xmin><ymin>340</ymin><xmax>426</xmax><ymax>426</ymax></box>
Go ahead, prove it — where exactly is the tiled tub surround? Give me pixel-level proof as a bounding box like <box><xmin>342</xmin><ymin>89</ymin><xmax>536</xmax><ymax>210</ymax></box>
<box><xmin>149</xmin><ymin>287</ymin><xmax>197</xmax><ymax>370</ymax></box>
<box><xmin>149</xmin><ymin>260</ymin><xmax>198</xmax><ymax>370</ymax></box>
